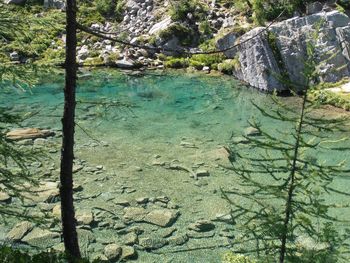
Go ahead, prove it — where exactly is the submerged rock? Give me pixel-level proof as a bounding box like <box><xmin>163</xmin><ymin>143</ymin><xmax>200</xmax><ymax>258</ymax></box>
<box><xmin>123</xmin><ymin>207</ymin><xmax>179</xmax><ymax>227</ymax></box>
<box><xmin>104</xmin><ymin>243</ymin><xmax>122</xmax><ymax>261</ymax></box>
<box><xmin>0</xmin><ymin>191</ymin><xmax>11</xmax><ymax>203</ymax></box>
<box><xmin>144</xmin><ymin>209</ymin><xmax>179</xmax><ymax>227</ymax></box>
<box><xmin>6</xmin><ymin>221</ymin><xmax>34</xmax><ymax>242</ymax></box>
<box><xmin>188</xmin><ymin>220</ymin><xmax>215</xmax><ymax>232</ymax></box>
<box><xmin>6</xmin><ymin>128</ymin><xmax>55</xmax><ymax>141</ymax></box>
<box><xmin>22</xmin><ymin>228</ymin><xmax>60</xmax><ymax>248</ymax></box>
<box><xmin>120</xmin><ymin>246</ymin><xmax>137</xmax><ymax>260</ymax></box>
<box><xmin>139</xmin><ymin>237</ymin><xmax>168</xmax><ymax>250</ymax></box>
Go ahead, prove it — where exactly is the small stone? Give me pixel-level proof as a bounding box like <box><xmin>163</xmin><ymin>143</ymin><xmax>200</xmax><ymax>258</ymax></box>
<box><xmin>144</xmin><ymin>209</ymin><xmax>179</xmax><ymax>227</ymax></box>
<box><xmin>0</xmin><ymin>191</ymin><xmax>11</xmax><ymax>203</ymax></box>
<box><xmin>155</xmin><ymin>196</ymin><xmax>169</xmax><ymax>203</ymax></box>
<box><xmin>76</xmin><ymin>210</ymin><xmax>94</xmax><ymax>225</ymax></box>
<box><xmin>180</xmin><ymin>141</ymin><xmax>197</xmax><ymax>148</ymax></box>
<box><xmin>123</xmin><ymin>207</ymin><xmax>147</xmax><ymax>222</ymax></box>
<box><xmin>52</xmin><ymin>243</ymin><xmax>65</xmax><ymax>252</ymax></box>
<box><xmin>124</xmin><ymin>232</ymin><xmax>138</xmax><ymax>245</ymax></box>
<box><xmin>219</xmin><ymin>230</ymin><xmax>235</xmax><ymax>239</ymax></box>
<box><xmin>115</xmin><ymin>199</ymin><xmax>130</xmax><ymax>206</ymax></box>
<box><xmin>136</xmin><ymin>197</ymin><xmax>149</xmax><ymax>204</ymax></box>
<box><xmin>77</xmin><ymin>229</ymin><xmax>96</xmax><ymax>248</ymax></box>
<box><xmin>188</xmin><ymin>220</ymin><xmax>215</xmax><ymax>232</ymax></box>
<box><xmin>139</xmin><ymin>237</ymin><xmax>168</xmax><ymax>250</ymax></box>
<box><xmin>168</xmin><ymin>234</ymin><xmax>189</xmax><ymax>246</ymax></box>
<box><xmin>104</xmin><ymin>243</ymin><xmax>122</xmax><ymax>261</ymax></box>
<box><xmin>231</xmin><ymin>136</ymin><xmax>249</xmax><ymax>144</ymax></box>
<box><xmin>214</xmin><ymin>213</ymin><xmax>233</xmax><ymax>224</ymax></box>
<box><xmin>6</xmin><ymin>221</ymin><xmax>34</xmax><ymax>241</ymax></box>
<box><xmin>22</xmin><ymin>228</ymin><xmax>60</xmax><ymax>248</ymax></box>
<box><xmin>195</xmin><ymin>169</ymin><xmax>210</xmax><ymax>177</ymax></box>
<box><xmin>160</xmin><ymin>227</ymin><xmax>177</xmax><ymax>238</ymax></box>
<box><xmin>114</xmin><ymin>223</ymin><xmax>126</xmax><ymax>230</ymax></box>
<box><xmin>187</xmin><ymin>230</ymin><xmax>215</xmax><ymax>239</ymax></box>
<box><xmin>120</xmin><ymin>246</ymin><xmax>137</xmax><ymax>260</ymax></box>
<box><xmin>52</xmin><ymin>204</ymin><xmax>61</xmax><ymax>218</ymax></box>
<box><xmin>244</xmin><ymin>127</ymin><xmax>260</xmax><ymax>136</ymax></box>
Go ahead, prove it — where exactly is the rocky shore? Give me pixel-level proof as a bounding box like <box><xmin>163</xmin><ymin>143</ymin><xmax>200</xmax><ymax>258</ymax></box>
<box><xmin>3</xmin><ymin>0</ymin><xmax>350</xmax><ymax>94</ymax></box>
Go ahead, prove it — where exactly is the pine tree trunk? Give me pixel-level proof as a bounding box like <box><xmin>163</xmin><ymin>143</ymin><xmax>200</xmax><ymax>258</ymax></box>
<box><xmin>59</xmin><ymin>0</ymin><xmax>81</xmax><ymax>259</ymax></box>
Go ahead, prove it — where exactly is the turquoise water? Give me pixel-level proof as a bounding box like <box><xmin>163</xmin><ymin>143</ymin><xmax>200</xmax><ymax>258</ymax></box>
<box><xmin>1</xmin><ymin>69</ymin><xmax>350</xmax><ymax>262</ymax></box>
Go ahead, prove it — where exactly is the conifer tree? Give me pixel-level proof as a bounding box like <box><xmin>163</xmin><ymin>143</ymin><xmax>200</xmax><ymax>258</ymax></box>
<box><xmin>223</xmin><ymin>42</ymin><xmax>350</xmax><ymax>262</ymax></box>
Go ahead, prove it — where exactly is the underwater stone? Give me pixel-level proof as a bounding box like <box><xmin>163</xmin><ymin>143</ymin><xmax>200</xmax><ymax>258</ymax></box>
<box><xmin>104</xmin><ymin>243</ymin><xmax>122</xmax><ymax>261</ymax></box>
<box><xmin>0</xmin><ymin>191</ymin><xmax>11</xmax><ymax>203</ymax></box>
<box><xmin>139</xmin><ymin>237</ymin><xmax>168</xmax><ymax>250</ymax></box>
<box><xmin>144</xmin><ymin>209</ymin><xmax>179</xmax><ymax>227</ymax></box>
<box><xmin>244</xmin><ymin>127</ymin><xmax>260</xmax><ymax>136</ymax></box>
<box><xmin>188</xmin><ymin>220</ymin><xmax>215</xmax><ymax>232</ymax></box>
<box><xmin>6</xmin><ymin>221</ymin><xmax>34</xmax><ymax>242</ymax></box>
<box><xmin>123</xmin><ymin>232</ymin><xmax>138</xmax><ymax>245</ymax></box>
<box><xmin>195</xmin><ymin>169</ymin><xmax>210</xmax><ymax>177</ymax></box>
<box><xmin>6</xmin><ymin>128</ymin><xmax>55</xmax><ymax>141</ymax></box>
<box><xmin>22</xmin><ymin>228</ymin><xmax>60</xmax><ymax>248</ymax></box>
<box><xmin>76</xmin><ymin>210</ymin><xmax>94</xmax><ymax>225</ymax></box>
<box><xmin>168</xmin><ymin>234</ymin><xmax>189</xmax><ymax>246</ymax></box>
<box><xmin>120</xmin><ymin>246</ymin><xmax>137</xmax><ymax>260</ymax></box>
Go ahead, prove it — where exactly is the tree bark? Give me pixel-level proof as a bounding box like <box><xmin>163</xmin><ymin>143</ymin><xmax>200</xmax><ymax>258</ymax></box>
<box><xmin>60</xmin><ymin>0</ymin><xmax>81</xmax><ymax>260</ymax></box>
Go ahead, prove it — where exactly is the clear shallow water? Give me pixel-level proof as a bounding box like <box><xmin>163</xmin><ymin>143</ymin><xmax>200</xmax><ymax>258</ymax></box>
<box><xmin>1</xmin><ymin>69</ymin><xmax>350</xmax><ymax>262</ymax></box>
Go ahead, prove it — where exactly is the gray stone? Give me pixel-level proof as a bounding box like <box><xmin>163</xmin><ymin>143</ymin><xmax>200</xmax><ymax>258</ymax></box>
<box><xmin>43</xmin><ymin>0</ymin><xmax>66</xmax><ymax>10</ymax></box>
<box><xmin>187</xmin><ymin>230</ymin><xmax>215</xmax><ymax>239</ymax></box>
<box><xmin>77</xmin><ymin>229</ymin><xmax>96</xmax><ymax>248</ymax></box>
<box><xmin>195</xmin><ymin>169</ymin><xmax>210</xmax><ymax>177</ymax></box>
<box><xmin>123</xmin><ymin>232</ymin><xmax>138</xmax><ymax>245</ymax></box>
<box><xmin>115</xmin><ymin>59</ymin><xmax>136</xmax><ymax>69</ymax></box>
<box><xmin>9</xmin><ymin>51</ymin><xmax>19</xmax><ymax>61</ymax></box>
<box><xmin>143</xmin><ymin>209</ymin><xmax>179</xmax><ymax>227</ymax></box>
<box><xmin>139</xmin><ymin>237</ymin><xmax>168</xmax><ymax>250</ymax></box>
<box><xmin>76</xmin><ymin>210</ymin><xmax>94</xmax><ymax>225</ymax></box>
<box><xmin>123</xmin><ymin>207</ymin><xmax>147</xmax><ymax>222</ymax></box>
<box><xmin>306</xmin><ymin>1</ymin><xmax>323</xmax><ymax>15</ymax></box>
<box><xmin>149</xmin><ymin>16</ymin><xmax>172</xmax><ymax>35</ymax></box>
<box><xmin>244</xmin><ymin>127</ymin><xmax>260</xmax><ymax>136</ymax></box>
<box><xmin>120</xmin><ymin>246</ymin><xmax>137</xmax><ymax>260</ymax></box>
<box><xmin>168</xmin><ymin>234</ymin><xmax>189</xmax><ymax>246</ymax></box>
<box><xmin>104</xmin><ymin>243</ymin><xmax>122</xmax><ymax>261</ymax></box>
<box><xmin>6</xmin><ymin>221</ymin><xmax>34</xmax><ymax>242</ymax></box>
<box><xmin>0</xmin><ymin>191</ymin><xmax>11</xmax><ymax>203</ymax></box>
<box><xmin>188</xmin><ymin>220</ymin><xmax>215</xmax><ymax>232</ymax></box>
<box><xmin>22</xmin><ymin>228</ymin><xmax>60</xmax><ymax>248</ymax></box>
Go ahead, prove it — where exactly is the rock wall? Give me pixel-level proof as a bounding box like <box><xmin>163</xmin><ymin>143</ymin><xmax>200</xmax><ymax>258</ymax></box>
<box><xmin>217</xmin><ymin>10</ymin><xmax>350</xmax><ymax>92</ymax></box>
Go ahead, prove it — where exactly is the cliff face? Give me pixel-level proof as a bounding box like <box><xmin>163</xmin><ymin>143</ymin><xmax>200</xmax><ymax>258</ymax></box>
<box><xmin>217</xmin><ymin>10</ymin><xmax>350</xmax><ymax>91</ymax></box>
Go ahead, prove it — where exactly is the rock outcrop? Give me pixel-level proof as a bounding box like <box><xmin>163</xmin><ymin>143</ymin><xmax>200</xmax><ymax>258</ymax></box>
<box><xmin>217</xmin><ymin>10</ymin><xmax>350</xmax><ymax>91</ymax></box>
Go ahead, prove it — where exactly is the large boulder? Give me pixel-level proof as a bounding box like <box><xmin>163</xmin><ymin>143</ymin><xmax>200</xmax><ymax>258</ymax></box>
<box><xmin>217</xmin><ymin>10</ymin><xmax>350</xmax><ymax>91</ymax></box>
